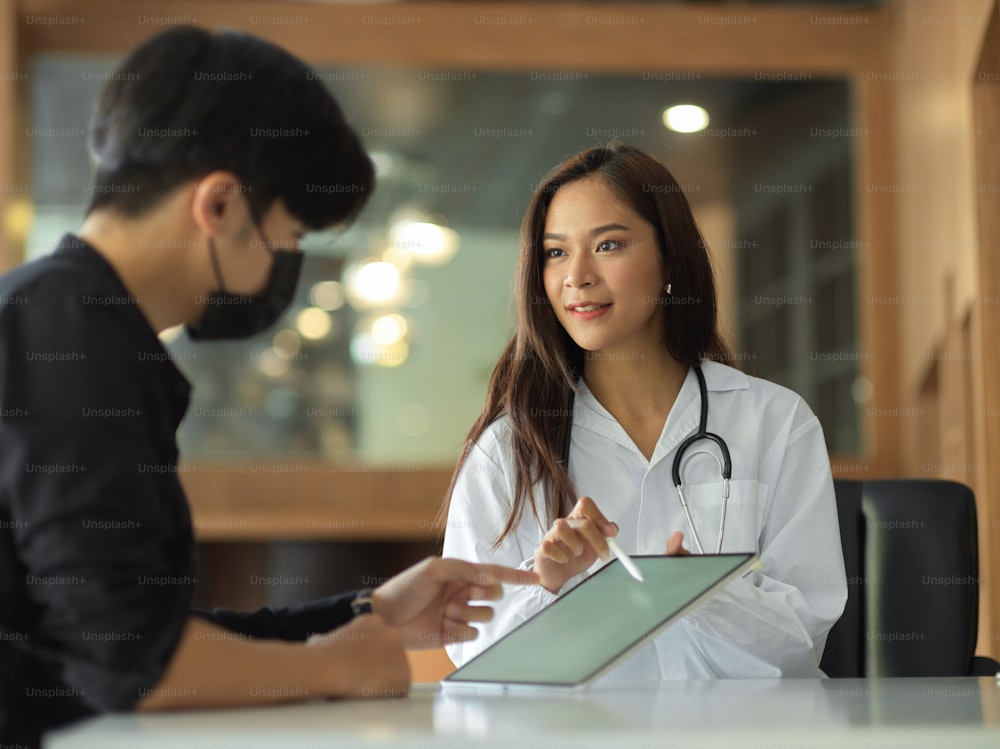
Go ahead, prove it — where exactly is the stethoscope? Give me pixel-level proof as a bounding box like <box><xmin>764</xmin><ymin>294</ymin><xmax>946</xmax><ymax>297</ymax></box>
<box><xmin>561</xmin><ymin>364</ymin><xmax>732</xmax><ymax>555</ymax></box>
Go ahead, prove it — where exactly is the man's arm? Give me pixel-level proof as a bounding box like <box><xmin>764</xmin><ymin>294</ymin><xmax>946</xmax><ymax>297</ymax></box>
<box><xmin>137</xmin><ymin>615</ymin><xmax>410</xmax><ymax>710</ymax></box>
<box><xmin>192</xmin><ymin>592</ymin><xmax>356</xmax><ymax>641</ymax></box>
<box><xmin>192</xmin><ymin>557</ymin><xmax>539</xmax><ymax>648</ymax></box>
<box><xmin>143</xmin><ymin>556</ymin><xmax>539</xmax><ymax>709</ymax></box>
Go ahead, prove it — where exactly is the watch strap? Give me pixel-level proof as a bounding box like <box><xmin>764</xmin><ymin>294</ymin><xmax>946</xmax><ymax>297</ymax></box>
<box><xmin>351</xmin><ymin>587</ymin><xmax>374</xmax><ymax>617</ymax></box>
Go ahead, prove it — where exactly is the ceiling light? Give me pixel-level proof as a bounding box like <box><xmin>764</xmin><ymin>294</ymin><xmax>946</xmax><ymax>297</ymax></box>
<box><xmin>296</xmin><ymin>307</ymin><xmax>333</xmax><ymax>341</ymax></box>
<box><xmin>344</xmin><ymin>260</ymin><xmax>402</xmax><ymax>306</ymax></box>
<box><xmin>371</xmin><ymin>313</ymin><xmax>409</xmax><ymax>345</ymax></box>
<box><xmin>389</xmin><ymin>220</ymin><xmax>460</xmax><ymax>266</ymax></box>
<box><xmin>309</xmin><ymin>281</ymin><xmax>345</xmax><ymax>311</ymax></box>
<box><xmin>662</xmin><ymin>104</ymin><xmax>710</xmax><ymax>133</ymax></box>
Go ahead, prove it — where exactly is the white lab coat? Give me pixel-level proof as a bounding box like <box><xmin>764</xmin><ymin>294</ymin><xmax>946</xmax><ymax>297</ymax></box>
<box><xmin>443</xmin><ymin>360</ymin><xmax>847</xmax><ymax>680</ymax></box>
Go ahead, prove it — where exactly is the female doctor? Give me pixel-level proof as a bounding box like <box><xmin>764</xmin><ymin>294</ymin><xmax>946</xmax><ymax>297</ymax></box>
<box><xmin>441</xmin><ymin>144</ymin><xmax>847</xmax><ymax>679</ymax></box>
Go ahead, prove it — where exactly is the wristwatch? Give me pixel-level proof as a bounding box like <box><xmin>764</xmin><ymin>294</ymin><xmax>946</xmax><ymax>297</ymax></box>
<box><xmin>351</xmin><ymin>587</ymin><xmax>375</xmax><ymax>617</ymax></box>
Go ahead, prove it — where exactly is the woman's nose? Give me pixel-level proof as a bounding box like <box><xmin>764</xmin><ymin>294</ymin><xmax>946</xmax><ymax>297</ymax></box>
<box><xmin>565</xmin><ymin>253</ymin><xmax>595</xmax><ymax>288</ymax></box>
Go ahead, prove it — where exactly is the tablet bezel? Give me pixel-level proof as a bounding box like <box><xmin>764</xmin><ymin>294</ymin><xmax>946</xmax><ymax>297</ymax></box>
<box><xmin>442</xmin><ymin>552</ymin><xmax>759</xmax><ymax>691</ymax></box>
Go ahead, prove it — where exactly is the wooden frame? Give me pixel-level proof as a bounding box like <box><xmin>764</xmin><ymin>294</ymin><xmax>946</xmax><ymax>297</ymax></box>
<box><xmin>0</xmin><ymin>0</ymin><xmax>19</xmax><ymax>270</ymax></box>
<box><xmin>17</xmin><ymin>1</ymin><xmax>886</xmax><ymax>73</ymax></box>
<box><xmin>851</xmin><ymin>74</ymin><xmax>900</xmax><ymax>477</ymax></box>
<box><xmin>973</xmin><ymin>0</ymin><xmax>1000</xmax><ymax>661</ymax></box>
<box><xmin>5</xmin><ymin>0</ymin><xmax>898</xmax><ymax>480</ymax></box>
<box><xmin>179</xmin><ymin>463</ymin><xmax>452</xmax><ymax>542</ymax></box>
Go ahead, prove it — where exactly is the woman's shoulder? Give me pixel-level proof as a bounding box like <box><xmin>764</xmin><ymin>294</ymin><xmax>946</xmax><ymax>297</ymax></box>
<box><xmin>702</xmin><ymin>360</ymin><xmax>817</xmax><ymax>424</ymax></box>
<box><xmin>466</xmin><ymin>414</ymin><xmax>516</xmax><ymax>468</ymax></box>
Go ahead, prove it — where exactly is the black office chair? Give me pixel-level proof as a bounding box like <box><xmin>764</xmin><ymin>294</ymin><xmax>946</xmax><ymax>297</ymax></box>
<box><xmin>820</xmin><ymin>478</ymin><xmax>1000</xmax><ymax>677</ymax></box>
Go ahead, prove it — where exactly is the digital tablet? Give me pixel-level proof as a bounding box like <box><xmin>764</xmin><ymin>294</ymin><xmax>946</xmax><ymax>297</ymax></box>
<box><xmin>442</xmin><ymin>552</ymin><xmax>758</xmax><ymax>690</ymax></box>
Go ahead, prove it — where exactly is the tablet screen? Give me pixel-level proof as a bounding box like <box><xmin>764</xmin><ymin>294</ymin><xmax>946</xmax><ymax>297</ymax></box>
<box><xmin>445</xmin><ymin>553</ymin><xmax>756</xmax><ymax>687</ymax></box>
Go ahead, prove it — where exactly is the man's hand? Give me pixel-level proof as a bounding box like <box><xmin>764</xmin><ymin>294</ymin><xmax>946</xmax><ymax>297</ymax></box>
<box><xmin>306</xmin><ymin>614</ymin><xmax>410</xmax><ymax>699</ymax></box>
<box><xmin>370</xmin><ymin>557</ymin><xmax>538</xmax><ymax>650</ymax></box>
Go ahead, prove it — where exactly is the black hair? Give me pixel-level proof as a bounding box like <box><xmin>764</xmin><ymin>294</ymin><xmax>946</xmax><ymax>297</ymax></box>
<box><xmin>86</xmin><ymin>25</ymin><xmax>374</xmax><ymax>230</ymax></box>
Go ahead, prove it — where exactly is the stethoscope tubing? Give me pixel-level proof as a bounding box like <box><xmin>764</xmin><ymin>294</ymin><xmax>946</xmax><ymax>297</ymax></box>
<box><xmin>672</xmin><ymin>366</ymin><xmax>732</xmax><ymax>554</ymax></box>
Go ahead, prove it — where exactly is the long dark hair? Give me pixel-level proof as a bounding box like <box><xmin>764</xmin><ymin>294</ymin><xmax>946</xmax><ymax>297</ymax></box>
<box><xmin>441</xmin><ymin>144</ymin><xmax>733</xmax><ymax>547</ymax></box>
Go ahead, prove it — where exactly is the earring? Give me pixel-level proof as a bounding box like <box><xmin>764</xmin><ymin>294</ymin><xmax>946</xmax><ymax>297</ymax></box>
<box><xmin>665</xmin><ymin>283</ymin><xmax>672</xmax><ymax>295</ymax></box>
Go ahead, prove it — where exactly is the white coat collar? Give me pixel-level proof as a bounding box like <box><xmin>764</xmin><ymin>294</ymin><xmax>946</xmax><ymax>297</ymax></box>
<box><xmin>571</xmin><ymin>359</ymin><xmax>748</xmax><ymax>465</ymax></box>
<box><xmin>699</xmin><ymin>359</ymin><xmax>750</xmax><ymax>392</ymax></box>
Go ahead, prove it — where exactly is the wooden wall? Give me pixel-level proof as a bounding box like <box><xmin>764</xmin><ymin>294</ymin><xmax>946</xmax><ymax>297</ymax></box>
<box><xmin>889</xmin><ymin>0</ymin><xmax>999</xmax><ymax>660</ymax></box>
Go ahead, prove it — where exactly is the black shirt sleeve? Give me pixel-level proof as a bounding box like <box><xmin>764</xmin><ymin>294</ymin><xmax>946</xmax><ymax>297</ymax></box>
<box><xmin>193</xmin><ymin>592</ymin><xmax>358</xmax><ymax>641</ymax></box>
<box><xmin>0</xmin><ymin>283</ymin><xmax>191</xmax><ymax>714</ymax></box>
<box><xmin>0</xmin><ymin>243</ymin><xmax>368</xmax><ymax>741</ymax></box>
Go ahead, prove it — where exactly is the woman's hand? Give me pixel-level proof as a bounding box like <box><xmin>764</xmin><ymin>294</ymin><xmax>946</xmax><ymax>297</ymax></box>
<box><xmin>533</xmin><ymin>496</ymin><xmax>618</xmax><ymax>594</ymax></box>
<box><xmin>664</xmin><ymin>530</ymin><xmax>691</xmax><ymax>556</ymax></box>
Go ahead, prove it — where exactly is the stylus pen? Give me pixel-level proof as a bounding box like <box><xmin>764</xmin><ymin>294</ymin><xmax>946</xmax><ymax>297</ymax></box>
<box><xmin>606</xmin><ymin>536</ymin><xmax>645</xmax><ymax>583</ymax></box>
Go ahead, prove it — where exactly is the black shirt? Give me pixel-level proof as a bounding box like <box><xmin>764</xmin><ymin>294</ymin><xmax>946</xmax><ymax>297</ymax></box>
<box><xmin>0</xmin><ymin>235</ymin><xmax>356</xmax><ymax>748</ymax></box>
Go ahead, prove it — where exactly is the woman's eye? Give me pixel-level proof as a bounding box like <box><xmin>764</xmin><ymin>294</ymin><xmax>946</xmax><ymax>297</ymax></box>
<box><xmin>544</xmin><ymin>247</ymin><xmax>566</xmax><ymax>259</ymax></box>
<box><xmin>597</xmin><ymin>239</ymin><xmax>623</xmax><ymax>252</ymax></box>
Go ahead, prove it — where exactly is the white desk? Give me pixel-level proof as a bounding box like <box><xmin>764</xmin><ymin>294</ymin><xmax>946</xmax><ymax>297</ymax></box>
<box><xmin>45</xmin><ymin>677</ymin><xmax>1000</xmax><ymax>749</ymax></box>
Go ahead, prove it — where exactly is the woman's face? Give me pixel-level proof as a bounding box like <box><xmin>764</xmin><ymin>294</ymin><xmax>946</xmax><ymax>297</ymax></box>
<box><xmin>541</xmin><ymin>177</ymin><xmax>668</xmax><ymax>359</ymax></box>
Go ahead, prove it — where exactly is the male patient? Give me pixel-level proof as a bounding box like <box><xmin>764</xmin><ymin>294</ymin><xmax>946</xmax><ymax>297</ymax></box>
<box><xmin>0</xmin><ymin>25</ymin><xmax>534</xmax><ymax>748</ymax></box>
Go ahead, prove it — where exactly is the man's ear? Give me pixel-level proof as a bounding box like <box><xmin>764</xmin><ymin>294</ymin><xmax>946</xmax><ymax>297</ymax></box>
<box><xmin>190</xmin><ymin>171</ymin><xmax>249</xmax><ymax>239</ymax></box>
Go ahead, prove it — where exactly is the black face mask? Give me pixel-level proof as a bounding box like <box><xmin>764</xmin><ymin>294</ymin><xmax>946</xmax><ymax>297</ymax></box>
<box><xmin>186</xmin><ymin>231</ymin><xmax>303</xmax><ymax>341</ymax></box>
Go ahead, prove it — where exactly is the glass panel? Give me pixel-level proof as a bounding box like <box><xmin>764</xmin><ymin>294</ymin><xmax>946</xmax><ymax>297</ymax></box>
<box><xmin>27</xmin><ymin>56</ymin><xmax>859</xmax><ymax>460</ymax></box>
<box><xmin>732</xmin><ymin>82</ymin><xmax>859</xmax><ymax>453</ymax></box>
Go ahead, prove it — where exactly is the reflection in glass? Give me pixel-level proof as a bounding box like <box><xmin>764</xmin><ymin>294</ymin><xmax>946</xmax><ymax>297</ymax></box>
<box><xmin>28</xmin><ymin>57</ymin><xmax>858</xmax><ymax>461</ymax></box>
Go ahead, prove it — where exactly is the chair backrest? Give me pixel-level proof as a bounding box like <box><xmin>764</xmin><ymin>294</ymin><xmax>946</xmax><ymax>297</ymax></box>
<box><xmin>821</xmin><ymin>478</ymin><xmax>980</xmax><ymax>677</ymax></box>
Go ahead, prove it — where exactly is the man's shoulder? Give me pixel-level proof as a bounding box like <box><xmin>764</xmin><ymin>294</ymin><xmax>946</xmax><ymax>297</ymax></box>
<box><xmin>0</xmin><ymin>247</ymin><xmax>83</xmax><ymax>301</ymax></box>
<box><xmin>0</xmin><ymin>246</ymin><xmax>152</xmax><ymax>419</ymax></box>
<box><xmin>0</xmin><ymin>246</ymin><xmax>136</xmax><ymax>344</ymax></box>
